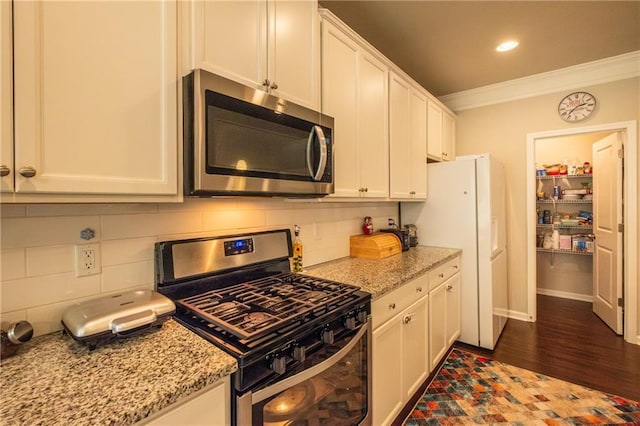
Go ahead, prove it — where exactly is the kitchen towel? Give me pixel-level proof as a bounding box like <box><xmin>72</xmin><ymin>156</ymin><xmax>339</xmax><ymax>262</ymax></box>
<box><xmin>403</xmin><ymin>348</ymin><xmax>640</xmax><ymax>425</ymax></box>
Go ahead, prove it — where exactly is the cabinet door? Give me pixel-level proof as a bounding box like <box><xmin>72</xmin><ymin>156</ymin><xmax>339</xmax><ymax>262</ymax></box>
<box><xmin>389</xmin><ymin>72</ymin><xmax>411</xmax><ymax>199</ymax></box>
<box><xmin>442</xmin><ymin>111</ymin><xmax>456</xmax><ymax>161</ymax></box>
<box><xmin>445</xmin><ymin>273</ymin><xmax>461</xmax><ymax>346</ymax></box>
<box><xmin>426</xmin><ymin>100</ymin><xmax>443</xmax><ymax>161</ymax></box>
<box><xmin>321</xmin><ymin>20</ymin><xmax>360</xmax><ymax>198</ymax></box>
<box><xmin>0</xmin><ymin>0</ymin><xmax>12</xmax><ymax>193</ymax></box>
<box><xmin>13</xmin><ymin>1</ymin><xmax>178</xmax><ymax>195</ymax></box>
<box><xmin>358</xmin><ymin>51</ymin><xmax>388</xmax><ymax>198</ymax></box>
<box><xmin>409</xmin><ymin>88</ymin><xmax>427</xmax><ymax>198</ymax></box>
<box><xmin>428</xmin><ymin>282</ymin><xmax>447</xmax><ymax>370</ymax></box>
<box><xmin>372</xmin><ymin>315</ymin><xmax>404</xmax><ymax>426</ymax></box>
<box><xmin>143</xmin><ymin>377</ymin><xmax>230</xmax><ymax>425</ymax></box>
<box><xmin>191</xmin><ymin>0</ymin><xmax>266</xmax><ymax>90</ymax></box>
<box><xmin>269</xmin><ymin>0</ymin><xmax>319</xmax><ymax>109</ymax></box>
<box><xmin>401</xmin><ymin>296</ymin><xmax>429</xmax><ymax>400</ymax></box>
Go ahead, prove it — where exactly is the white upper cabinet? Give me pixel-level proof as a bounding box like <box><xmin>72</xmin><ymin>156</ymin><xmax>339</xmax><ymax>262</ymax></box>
<box><xmin>0</xmin><ymin>1</ymin><xmax>13</xmax><ymax>193</ymax></box>
<box><xmin>321</xmin><ymin>16</ymin><xmax>389</xmax><ymax>199</ymax></box>
<box><xmin>427</xmin><ymin>99</ymin><xmax>456</xmax><ymax>162</ymax></box>
<box><xmin>389</xmin><ymin>72</ymin><xmax>427</xmax><ymax>200</ymax></box>
<box><xmin>9</xmin><ymin>1</ymin><xmax>178</xmax><ymax>201</ymax></box>
<box><xmin>442</xmin><ymin>110</ymin><xmax>456</xmax><ymax>161</ymax></box>
<box><xmin>187</xmin><ymin>0</ymin><xmax>320</xmax><ymax>110</ymax></box>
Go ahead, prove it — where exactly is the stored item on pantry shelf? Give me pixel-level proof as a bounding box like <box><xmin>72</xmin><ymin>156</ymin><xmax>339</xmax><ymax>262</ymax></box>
<box><xmin>545</xmin><ymin>164</ymin><xmax>560</xmax><ymax>175</ymax></box>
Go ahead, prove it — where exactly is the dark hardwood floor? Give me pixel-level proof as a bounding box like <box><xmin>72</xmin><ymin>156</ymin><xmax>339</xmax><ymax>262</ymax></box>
<box><xmin>457</xmin><ymin>294</ymin><xmax>640</xmax><ymax>402</ymax></box>
<box><xmin>393</xmin><ymin>294</ymin><xmax>640</xmax><ymax>425</ymax></box>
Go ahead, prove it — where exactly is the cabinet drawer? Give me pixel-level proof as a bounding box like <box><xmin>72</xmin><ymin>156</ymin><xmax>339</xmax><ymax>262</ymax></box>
<box><xmin>428</xmin><ymin>256</ymin><xmax>460</xmax><ymax>291</ymax></box>
<box><xmin>372</xmin><ymin>274</ymin><xmax>428</xmax><ymax>329</ymax></box>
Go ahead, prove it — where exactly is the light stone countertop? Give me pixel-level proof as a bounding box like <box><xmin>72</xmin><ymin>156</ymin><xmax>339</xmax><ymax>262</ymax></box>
<box><xmin>0</xmin><ymin>320</ymin><xmax>236</xmax><ymax>426</ymax></box>
<box><xmin>305</xmin><ymin>245</ymin><xmax>461</xmax><ymax>298</ymax></box>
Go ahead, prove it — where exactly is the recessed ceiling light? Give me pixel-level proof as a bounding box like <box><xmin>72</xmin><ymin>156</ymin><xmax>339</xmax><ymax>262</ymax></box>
<box><xmin>496</xmin><ymin>40</ymin><xmax>519</xmax><ymax>52</ymax></box>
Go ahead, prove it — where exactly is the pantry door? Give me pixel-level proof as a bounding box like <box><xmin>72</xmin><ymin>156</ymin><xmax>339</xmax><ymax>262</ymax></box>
<box><xmin>592</xmin><ymin>132</ymin><xmax>623</xmax><ymax>334</ymax></box>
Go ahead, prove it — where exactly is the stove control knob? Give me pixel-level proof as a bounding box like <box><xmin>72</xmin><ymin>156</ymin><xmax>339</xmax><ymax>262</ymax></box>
<box><xmin>292</xmin><ymin>345</ymin><xmax>306</xmax><ymax>362</ymax></box>
<box><xmin>345</xmin><ymin>316</ymin><xmax>357</xmax><ymax>330</ymax></box>
<box><xmin>357</xmin><ymin>310</ymin><xmax>368</xmax><ymax>323</ymax></box>
<box><xmin>321</xmin><ymin>329</ymin><xmax>334</xmax><ymax>344</ymax></box>
<box><xmin>270</xmin><ymin>355</ymin><xmax>286</xmax><ymax>375</ymax></box>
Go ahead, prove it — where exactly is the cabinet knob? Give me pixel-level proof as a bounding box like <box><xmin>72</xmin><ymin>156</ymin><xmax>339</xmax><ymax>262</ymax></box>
<box><xmin>439</xmin><ymin>273</ymin><xmax>444</xmax><ymax>278</ymax></box>
<box><xmin>446</xmin><ymin>284</ymin><xmax>453</xmax><ymax>291</ymax></box>
<box><xmin>262</xmin><ymin>79</ymin><xmax>270</xmax><ymax>87</ymax></box>
<box><xmin>19</xmin><ymin>167</ymin><xmax>37</xmax><ymax>178</ymax></box>
<box><xmin>389</xmin><ymin>303</ymin><xmax>396</xmax><ymax>310</ymax></box>
<box><xmin>416</xmin><ymin>286</ymin><xmax>423</xmax><ymax>292</ymax></box>
<box><xmin>0</xmin><ymin>165</ymin><xmax>10</xmax><ymax>177</ymax></box>
<box><xmin>270</xmin><ymin>82</ymin><xmax>278</xmax><ymax>90</ymax></box>
<box><xmin>410</xmin><ymin>191</ymin><xmax>416</xmax><ymax>195</ymax></box>
<box><xmin>364</xmin><ymin>187</ymin><xmax>368</xmax><ymax>192</ymax></box>
<box><xmin>402</xmin><ymin>315</ymin><xmax>412</xmax><ymax>324</ymax></box>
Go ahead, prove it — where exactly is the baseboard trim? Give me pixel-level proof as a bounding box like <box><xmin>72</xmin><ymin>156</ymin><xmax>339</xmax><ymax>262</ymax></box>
<box><xmin>537</xmin><ymin>288</ymin><xmax>593</xmax><ymax>303</ymax></box>
<box><xmin>507</xmin><ymin>310</ymin><xmax>532</xmax><ymax>322</ymax></box>
<box><xmin>439</xmin><ymin>50</ymin><xmax>640</xmax><ymax>112</ymax></box>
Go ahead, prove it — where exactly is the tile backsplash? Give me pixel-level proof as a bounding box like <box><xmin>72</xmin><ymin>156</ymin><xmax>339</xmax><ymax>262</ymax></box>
<box><xmin>0</xmin><ymin>199</ymin><xmax>398</xmax><ymax>336</ymax></box>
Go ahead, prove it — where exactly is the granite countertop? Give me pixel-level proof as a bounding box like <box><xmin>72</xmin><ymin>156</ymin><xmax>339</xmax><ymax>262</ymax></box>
<box><xmin>305</xmin><ymin>245</ymin><xmax>461</xmax><ymax>298</ymax></box>
<box><xmin>0</xmin><ymin>320</ymin><xmax>237</xmax><ymax>426</ymax></box>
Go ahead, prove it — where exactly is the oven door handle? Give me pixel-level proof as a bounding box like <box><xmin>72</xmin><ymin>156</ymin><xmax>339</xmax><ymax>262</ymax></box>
<box><xmin>306</xmin><ymin>125</ymin><xmax>327</xmax><ymax>181</ymax></box>
<box><xmin>251</xmin><ymin>321</ymin><xmax>369</xmax><ymax>405</ymax></box>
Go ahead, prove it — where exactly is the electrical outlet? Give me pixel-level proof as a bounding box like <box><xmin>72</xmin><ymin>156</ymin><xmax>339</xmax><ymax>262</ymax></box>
<box><xmin>75</xmin><ymin>244</ymin><xmax>101</xmax><ymax>277</ymax></box>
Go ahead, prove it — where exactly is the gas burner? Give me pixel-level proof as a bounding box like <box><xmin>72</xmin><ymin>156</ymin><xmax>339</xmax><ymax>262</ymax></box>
<box><xmin>243</xmin><ymin>312</ymin><xmax>272</xmax><ymax>326</ymax></box>
<box><xmin>300</xmin><ymin>291</ymin><xmax>328</xmax><ymax>303</ymax></box>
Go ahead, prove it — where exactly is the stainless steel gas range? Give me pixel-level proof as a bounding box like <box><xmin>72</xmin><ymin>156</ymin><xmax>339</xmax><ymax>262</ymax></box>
<box><xmin>155</xmin><ymin>229</ymin><xmax>371</xmax><ymax>425</ymax></box>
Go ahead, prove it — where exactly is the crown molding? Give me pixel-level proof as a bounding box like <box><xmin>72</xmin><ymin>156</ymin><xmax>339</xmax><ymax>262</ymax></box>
<box><xmin>439</xmin><ymin>50</ymin><xmax>640</xmax><ymax>112</ymax></box>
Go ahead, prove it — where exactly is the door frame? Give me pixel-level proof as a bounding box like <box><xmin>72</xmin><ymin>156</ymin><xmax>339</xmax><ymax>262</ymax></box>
<box><xmin>526</xmin><ymin>120</ymin><xmax>638</xmax><ymax>345</ymax></box>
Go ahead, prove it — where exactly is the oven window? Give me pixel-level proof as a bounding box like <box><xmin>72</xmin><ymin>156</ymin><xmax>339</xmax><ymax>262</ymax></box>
<box><xmin>254</xmin><ymin>332</ymin><xmax>368</xmax><ymax>425</ymax></box>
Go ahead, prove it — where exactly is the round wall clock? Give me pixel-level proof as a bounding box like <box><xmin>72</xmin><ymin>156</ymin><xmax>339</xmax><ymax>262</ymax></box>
<box><xmin>558</xmin><ymin>91</ymin><xmax>596</xmax><ymax>122</ymax></box>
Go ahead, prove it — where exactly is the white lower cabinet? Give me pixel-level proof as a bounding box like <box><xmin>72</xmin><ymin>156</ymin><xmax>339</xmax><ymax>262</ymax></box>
<box><xmin>428</xmin><ymin>257</ymin><xmax>461</xmax><ymax>370</ymax></box>
<box><xmin>140</xmin><ymin>377</ymin><xmax>230</xmax><ymax>426</ymax></box>
<box><xmin>372</xmin><ymin>275</ymin><xmax>428</xmax><ymax>426</ymax></box>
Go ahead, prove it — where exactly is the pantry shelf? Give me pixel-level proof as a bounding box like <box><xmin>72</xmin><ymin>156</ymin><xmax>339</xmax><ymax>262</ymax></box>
<box><xmin>536</xmin><ymin>248</ymin><xmax>593</xmax><ymax>256</ymax></box>
<box><xmin>535</xmin><ymin>174</ymin><xmax>593</xmax><ymax>181</ymax></box>
<box><xmin>536</xmin><ymin>224</ymin><xmax>593</xmax><ymax>231</ymax></box>
<box><xmin>536</xmin><ymin>199</ymin><xmax>592</xmax><ymax>204</ymax></box>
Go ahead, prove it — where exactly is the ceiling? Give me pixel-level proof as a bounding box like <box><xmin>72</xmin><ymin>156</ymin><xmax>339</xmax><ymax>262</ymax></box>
<box><xmin>319</xmin><ymin>1</ymin><xmax>640</xmax><ymax>97</ymax></box>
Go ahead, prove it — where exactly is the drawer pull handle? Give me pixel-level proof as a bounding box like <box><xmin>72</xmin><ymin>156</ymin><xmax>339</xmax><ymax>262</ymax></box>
<box><xmin>389</xmin><ymin>303</ymin><xmax>396</xmax><ymax>310</ymax></box>
<box><xmin>0</xmin><ymin>165</ymin><xmax>10</xmax><ymax>177</ymax></box>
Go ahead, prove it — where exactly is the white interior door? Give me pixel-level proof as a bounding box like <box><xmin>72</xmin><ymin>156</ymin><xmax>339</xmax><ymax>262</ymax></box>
<box><xmin>592</xmin><ymin>132</ymin><xmax>623</xmax><ymax>334</ymax></box>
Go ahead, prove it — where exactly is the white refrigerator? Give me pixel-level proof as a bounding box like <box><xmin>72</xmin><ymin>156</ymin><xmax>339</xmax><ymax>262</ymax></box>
<box><xmin>401</xmin><ymin>154</ymin><xmax>508</xmax><ymax>349</ymax></box>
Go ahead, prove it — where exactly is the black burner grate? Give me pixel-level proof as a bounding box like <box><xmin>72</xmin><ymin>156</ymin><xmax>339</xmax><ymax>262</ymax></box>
<box><xmin>177</xmin><ymin>273</ymin><xmax>360</xmax><ymax>341</ymax></box>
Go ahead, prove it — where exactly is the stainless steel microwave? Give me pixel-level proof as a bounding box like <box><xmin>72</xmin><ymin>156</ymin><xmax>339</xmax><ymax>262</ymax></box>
<box><xmin>183</xmin><ymin>69</ymin><xmax>334</xmax><ymax>197</ymax></box>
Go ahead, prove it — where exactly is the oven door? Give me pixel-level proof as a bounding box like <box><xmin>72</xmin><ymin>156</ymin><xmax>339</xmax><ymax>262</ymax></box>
<box><xmin>237</xmin><ymin>321</ymin><xmax>371</xmax><ymax>426</ymax></box>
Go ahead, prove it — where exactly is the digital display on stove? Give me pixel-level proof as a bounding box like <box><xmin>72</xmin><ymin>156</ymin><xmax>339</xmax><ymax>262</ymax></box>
<box><xmin>224</xmin><ymin>238</ymin><xmax>254</xmax><ymax>256</ymax></box>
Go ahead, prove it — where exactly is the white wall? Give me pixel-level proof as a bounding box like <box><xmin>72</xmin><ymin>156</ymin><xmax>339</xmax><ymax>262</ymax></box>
<box><xmin>0</xmin><ymin>199</ymin><xmax>398</xmax><ymax>336</ymax></box>
<box><xmin>454</xmin><ymin>77</ymin><xmax>639</xmax><ymax>332</ymax></box>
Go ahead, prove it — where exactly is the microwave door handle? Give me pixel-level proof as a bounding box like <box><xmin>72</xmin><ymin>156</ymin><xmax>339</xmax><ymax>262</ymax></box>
<box><xmin>306</xmin><ymin>125</ymin><xmax>327</xmax><ymax>181</ymax></box>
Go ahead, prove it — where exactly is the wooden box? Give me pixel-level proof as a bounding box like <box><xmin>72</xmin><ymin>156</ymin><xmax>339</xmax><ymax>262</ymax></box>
<box><xmin>350</xmin><ymin>233</ymin><xmax>402</xmax><ymax>259</ymax></box>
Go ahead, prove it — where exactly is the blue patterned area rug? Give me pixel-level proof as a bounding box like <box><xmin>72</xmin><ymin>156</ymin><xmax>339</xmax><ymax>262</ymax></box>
<box><xmin>403</xmin><ymin>348</ymin><xmax>640</xmax><ymax>425</ymax></box>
